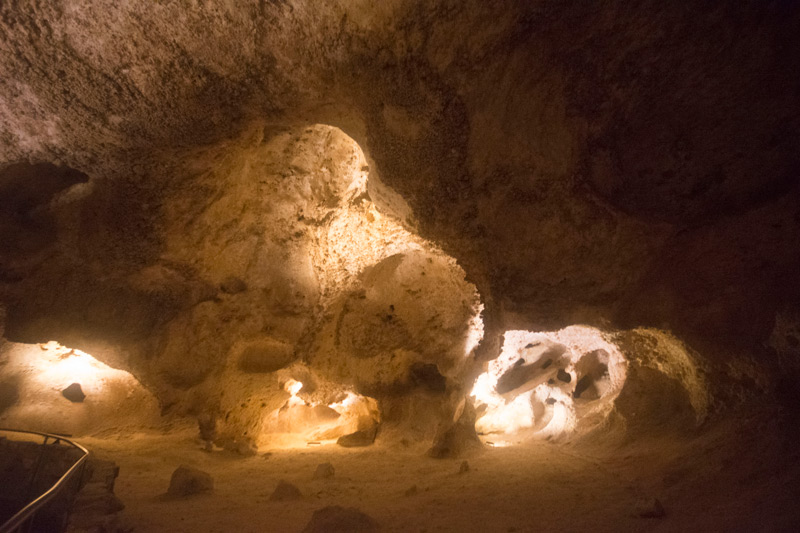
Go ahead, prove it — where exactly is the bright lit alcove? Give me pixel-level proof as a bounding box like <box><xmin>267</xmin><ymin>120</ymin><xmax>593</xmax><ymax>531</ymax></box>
<box><xmin>472</xmin><ymin>326</ymin><xmax>627</xmax><ymax>445</ymax></box>
<box><xmin>0</xmin><ymin>340</ymin><xmax>160</xmax><ymax>435</ymax></box>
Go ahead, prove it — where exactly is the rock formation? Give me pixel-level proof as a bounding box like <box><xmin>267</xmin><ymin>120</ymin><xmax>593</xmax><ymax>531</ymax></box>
<box><xmin>0</xmin><ymin>0</ymin><xmax>797</xmax><ymax>488</ymax></box>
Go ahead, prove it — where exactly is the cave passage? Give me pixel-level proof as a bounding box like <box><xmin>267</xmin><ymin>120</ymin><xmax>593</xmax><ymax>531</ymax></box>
<box><xmin>1</xmin><ymin>2</ymin><xmax>800</xmax><ymax>530</ymax></box>
<box><xmin>0</xmin><ymin>120</ymin><xmax>792</xmax><ymax>533</ymax></box>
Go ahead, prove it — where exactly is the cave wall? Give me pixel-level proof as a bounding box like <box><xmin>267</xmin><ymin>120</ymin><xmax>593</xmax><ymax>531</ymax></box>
<box><xmin>1</xmin><ymin>0</ymin><xmax>799</xmax><ymax>413</ymax></box>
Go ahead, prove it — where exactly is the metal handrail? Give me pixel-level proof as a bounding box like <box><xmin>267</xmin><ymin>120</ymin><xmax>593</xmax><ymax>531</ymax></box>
<box><xmin>0</xmin><ymin>428</ymin><xmax>89</xmax><ymax>533</ymax></box>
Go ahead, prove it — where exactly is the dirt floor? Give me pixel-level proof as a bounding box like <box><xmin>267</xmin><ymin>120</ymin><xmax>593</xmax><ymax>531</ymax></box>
<box><xmin>79</xmin><ymin>410</ymin><xmax>800</xmax><ymax>533</ymax></box>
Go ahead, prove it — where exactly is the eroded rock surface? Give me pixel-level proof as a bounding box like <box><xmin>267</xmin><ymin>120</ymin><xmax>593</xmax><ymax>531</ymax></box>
<box><xmin>0</xmin><ymin>0</ymin><xmax>797</xmax><ymax>453</ymax></box>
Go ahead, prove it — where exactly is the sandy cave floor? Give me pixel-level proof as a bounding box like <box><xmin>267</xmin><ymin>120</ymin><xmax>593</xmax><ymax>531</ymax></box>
<box><xmin>79</xmin><ymin>412</ymin><xmax>800</xmax><ymax>533</ymax></box>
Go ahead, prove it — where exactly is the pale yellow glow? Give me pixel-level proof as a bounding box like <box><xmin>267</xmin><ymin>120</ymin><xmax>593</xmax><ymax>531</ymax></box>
<box><xmin>261</xmin><ymin>384</ymin><xmax>378</xmax><ymax>448</ymax></box>
<box><xmin>31</xmin><ymin>341</ymin><xmax>131</xmax><ymax>395</ymax></box>
<box><xmin>285</xmin><ymin>379</ymin><xmax>304</xmax><ymax>396</ymax></box>
<box><xmin>471</xmin><ymin>326</ymin><xmax>627</xmax><ymax>441</ymax></box>
<box><xmin>283</xmin><ymin>379</ymin><xmax>306</xmax><ymax>407</ymax></box>
<box><xmin>485</xmin><ymin>440</ymin><xmax>512</xmax><ymax>448</ymax></box>
<box><xmin>0</xmin><ymin>340</ymin><xmax>160</xmax><ymax>435</ymax></box>
<box><xmin>328</xmin><ymin>391</ymin><xmax>359</xmax><ymax>411</ymax></box>
<box><xmin>476</xmin><ymin>390</ymin><xmax>535</xmax><ymax>434</ymax></box>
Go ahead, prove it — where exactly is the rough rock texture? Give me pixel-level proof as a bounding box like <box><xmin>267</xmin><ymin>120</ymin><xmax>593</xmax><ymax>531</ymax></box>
<box><xmin>428</xmin><ymin>398</ymin><xmax>483</xmax><ymax>458</ymax></box>
<box><xmin>302</xmin><ymin>506</ymin><xmax>379</xmax><ymax>533</ymax></box>
<box><xmin>0</xmin><ymin>0</ymin><xmax>798</xmax><ymax>451</ymax></box>
<box><xmin>67</xmin><ymin>458</ymin><xmax>126</xmax><ymax>533</ymax></box>
<box><xmin>167</xmin><ymin>465</ymin><xmax>213</xmax><ymax>497</ymax></box>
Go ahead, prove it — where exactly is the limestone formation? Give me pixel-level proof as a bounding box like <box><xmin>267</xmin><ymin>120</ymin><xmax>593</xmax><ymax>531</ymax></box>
<box><xmin>0</xmin><ymin>2</ymin><xmax>798</xmax><ymax>528</ymax></box>
<box><xmin>428</xmin><ymin>399</ymin><xmax>483</xmax><ymax>459</ymax></box>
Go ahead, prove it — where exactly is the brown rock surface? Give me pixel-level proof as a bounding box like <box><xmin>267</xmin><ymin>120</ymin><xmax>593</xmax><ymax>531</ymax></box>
<box><xmin>0</xmin><ymin>4</ymin><xmax>798</xmax><ymax>528</ymax></box>
<box><xmin>0</xmin><ymin>1</ymin><xmax>796</xmax><ymax>372</ymax></box>
<box><xmin>167</xmin><ymin>465</ymin><xmax>213</xmax><ymax>497</ymax></box>
<box><xmin>302</xmin><ymin>505</ymin><xmax>379</xmax><ymax>533</ymax></box>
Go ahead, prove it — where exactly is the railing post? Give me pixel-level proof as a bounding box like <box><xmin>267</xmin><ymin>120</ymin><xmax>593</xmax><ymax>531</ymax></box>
<box><xmin>0</xmin><ymin>429</ymin><xmax>90</xmax><ymax>533</ymax></box>
<box><xmin>25</xmin><ymin>435</ymin><xmax>49</xmax><ymax>505</ymax></box>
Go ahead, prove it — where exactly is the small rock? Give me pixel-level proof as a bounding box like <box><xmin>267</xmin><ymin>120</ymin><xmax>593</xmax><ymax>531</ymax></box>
<box><xmin>167</xmin><ymin>465</ymin><xmax>213</xmax><ymax>497</ymax></box>
<box><xmin>313</xmin><ymin>462</ymin><xmax>335</xmax><ymax>479</ymax></box>
<box><xmin>459</xmin><ymin>460</ymin><xmax>470</xmax><ymax>474</ymax></box>
<box><xmin>62</xmin><ymin>383</ymin><xmax>86</xmax><ymax>403</ymax></box>
<box><xmin>302</xmin><ymin>506</ymin><xmax>379</xmax><ymax>533</ymax></box>
<box><xmin>556</xmin><ymin>369</ymin><xmax>572</xmax><ymax>383</ymax></box>
<box><xmin>404</xmin><ymin>485</ymin><xmax>418</xmax><ymax>497</ymax></box>
<box><xmin>221</xmin><ymin>439</ymin><xmax>257</xmax><ymax>456</ymax></box>
<box><xmin>270</xmin><ymin>480</ymin><xmax>302</xmax><ymax>501</ymax></box>
<box><xmin>220</xmin><ymin>276</ymin><xmax>247</xmax><ymax>294</ymax></box>
<box><xmin>337</xmin><ymin>426</ymin><xmax>378</xmax><ymax>448</ymax></box>
<box><xmin>633</xmin><ymin>497</ymin><xmax>666</xmax><ymax>518</ymax></box>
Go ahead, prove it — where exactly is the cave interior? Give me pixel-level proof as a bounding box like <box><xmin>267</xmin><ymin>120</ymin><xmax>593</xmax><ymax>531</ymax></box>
<box><xmin>1</xmin><ymin>1</ymin><xmax>799</xmax><ymax>532</ymax></box>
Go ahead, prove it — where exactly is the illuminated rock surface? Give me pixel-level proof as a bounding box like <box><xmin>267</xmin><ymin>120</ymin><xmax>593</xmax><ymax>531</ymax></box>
<box><xmin>0</xmin><ymin>1</ymin><xmax>799</xmax><ymax>531</ymax></box>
